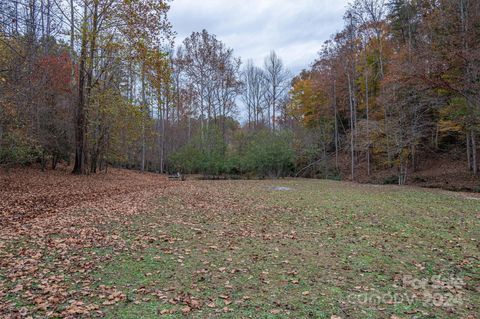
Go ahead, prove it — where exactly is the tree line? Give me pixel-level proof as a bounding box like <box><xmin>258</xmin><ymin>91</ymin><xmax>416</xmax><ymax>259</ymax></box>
<box><xmin>289</xmin><ymin>0</ymin><xmax>480</xmax><ymax>183</ymax></box>
<box><xmin>0</xmin><ymin>0</ymin><xmax>292</xmax><ymax>176</ymax></box>
<box><xmin>1</xmin><ymin>0</ymin><xmax>479</xmax><ymax>182</ymax></box>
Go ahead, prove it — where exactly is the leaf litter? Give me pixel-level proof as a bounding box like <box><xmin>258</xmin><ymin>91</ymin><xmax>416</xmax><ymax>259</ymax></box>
<box><xmin>1</xmin><ymin>168</ymin><xmax>479</xmax><ymax>318</ymax></box>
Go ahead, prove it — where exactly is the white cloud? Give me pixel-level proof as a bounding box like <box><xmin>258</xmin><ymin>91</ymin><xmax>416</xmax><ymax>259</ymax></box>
<box><xmin>169</xmin><ymin>0</ymin><xmax>350</xmax><ymax>74</ymax></box>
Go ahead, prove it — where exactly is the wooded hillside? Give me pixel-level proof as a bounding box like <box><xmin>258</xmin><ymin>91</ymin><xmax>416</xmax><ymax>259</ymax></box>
<box><xmin>289</xmin><ymin>0</ymin><xmax>480</xmax><ymax>187</ymax></box>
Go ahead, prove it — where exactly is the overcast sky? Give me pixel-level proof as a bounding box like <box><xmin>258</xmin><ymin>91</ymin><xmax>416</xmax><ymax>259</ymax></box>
<box><xmin>169</xmin><ymin>0</ymin><xmax>350</xmax><ymax>75</ymax></box>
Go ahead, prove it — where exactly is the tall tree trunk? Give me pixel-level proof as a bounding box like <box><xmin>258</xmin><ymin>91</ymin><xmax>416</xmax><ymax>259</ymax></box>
<box><xmin>163</xmin><ymin>91</ymin><xmax>170</xmax><ymax>173</ymax></box>
<box><xmin>84</xmin><ymin>0</ymin><xmax>98</xmax><ymax>170</ymax></box>
<box><xmin>248</xmin><ymin>101</ymin><xmax>252</xmax><ymax>130</ymax></box>
<box><xmin>46</xmin><ymin>0</ymin><xmax>51</xmax><ymax>38</ymax></box>
<box><xmin>141</xmin><ymin>67</ymin><xmax>146</xmax><ymax>172</ymax></box>
<box><xmin>0</xmin><ymin>111</ymin><xmax>3</xmax><ymax>147</ymax></box>
<box><xmin>467</xmin><ymin>132</ymin><xmax>472</xmax><ymax>170</ymax></box>
<box><xmin>380</xmin><ymin>22</ymin><xmax>392</xmax><ymax>166</ymax></box>
<box><xmin>347</xmin><ymin>73</ymin><xmax>355</xmax><ymax>181</ymax></box>
<box><xmin>267</xmin><ymin>101</ymin><xmax>271</xmax><ymax>130</ymax></box>
<box><xmin>460</xmin><ymin>0</ymin><xmax>477</xmax><ymax>175</ymax></box>
<box><xmin>72</xmin><ymin>1</ymin><xmax>89</xmax><ymax>175</ymax></box>
<box><xmin>364</xmin><ymin>53</ymin><xmax>370</xmax><ymax>176</ymax></box>
<box><xmin>333</xmin><ymin>79</ymin><xmax>339</xmax><ymax>170</ymax></box>
<box><xmin>411</xmin><ymin>144</ymin><xmax>416</xmax><ymax>172</ymax></box>
<box><xmin>272</xmin><ymin>86</ymin><xmax>276</xmax><ymax>131</ymax></box>
<box><xmin>471</xmin><ymin>130</ymin><xmax>477</xmax><ymax>175</ymax></box>
<box><xmin>40</xmin><ymin>0</ymin><xmax>45</xmax><ymax>38</ymax></box>
<box><xmin>188</xmin><ymin>116</ymin><xmax>191</xmax><ymax>142</ymax></box>
<box><xmin>14</xmin><ymin>0</ymin><xmax>18</xmax><ymax>33</ymax></box>
<box><xmin>159</xmin><ymin>96</ymin><xmax>166</xmax><ymax>174</ymax></box>
<box><xmin>222</xmin><ymin>101</ymin><xmax>226</xmax><ymax>144</ymax></box>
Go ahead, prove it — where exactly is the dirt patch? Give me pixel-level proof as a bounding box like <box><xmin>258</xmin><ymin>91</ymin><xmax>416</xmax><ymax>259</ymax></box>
<box><xmin>269</xmin><ymin>186</ymin><xmax>293</xmax><ymax>191</ymax></box>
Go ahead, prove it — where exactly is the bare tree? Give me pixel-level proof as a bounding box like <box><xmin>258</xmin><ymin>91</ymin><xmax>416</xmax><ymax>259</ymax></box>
<box><xmin>264</xmin><ymin>51</ymin><xmax>290</xmax><ymax>130</ymax></box>
<box><xmin>182</xmin><ymin>29</ymin><xmax>241</xmax><ymax>141</ymax></box>
<box><xmin>241</xmin><ymin>60</ymin><xmax>267</xmax><ymax>129</ymax></box>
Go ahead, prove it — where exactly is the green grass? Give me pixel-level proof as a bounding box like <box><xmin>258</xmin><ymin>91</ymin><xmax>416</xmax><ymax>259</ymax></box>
<box><xmin>93</xmin><ymin>179</ymin><xmax>479</xmax><ymax>318</ymax></box>
<box><xmin>2</xmin><ymin>179</ymin><xmax>478</xmax><ymax>318</ymax></box>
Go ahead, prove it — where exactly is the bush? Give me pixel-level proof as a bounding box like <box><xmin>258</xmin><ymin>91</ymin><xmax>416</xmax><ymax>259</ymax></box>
<box><xmin>0</xmin><ymin>133</ymin><xmax>41</xmax><ymax>166</ymax></box>
<box><xmin>239</xmin><ymin>130</ymin><xmax>295</xmax><ymax>177</ymax></box>
<box><xmin>168</xmin><ymin>144</ymin><xmax>203</xmax><ymax>174</ymax></box>
<box><xmin>383</xmin><ymin>175</ymin><xmax>399</xmax><ymax>185</ymax></box>
<box><xmin>169</xmin><ymin>128</ymin><xmax>295</xmax><ymax>178</ymax></box>
<box><xmin>169</xmin><ymin>126</ymin><xmax>228</xmax><ymax>176</ymax></box>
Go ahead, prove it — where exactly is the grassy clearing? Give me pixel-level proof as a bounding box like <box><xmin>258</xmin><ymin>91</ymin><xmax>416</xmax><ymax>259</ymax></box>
<box><xmin>95</xmin><ymin>180</ymin><xmax>479</xmax><ymax>318</ymax></box>
<box><xmin>2</xmin><ymin>178</ymin><xmax>479</xmax><ymax>318</ymax></box>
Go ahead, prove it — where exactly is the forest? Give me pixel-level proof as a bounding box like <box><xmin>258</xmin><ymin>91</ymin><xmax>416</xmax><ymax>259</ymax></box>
<box><xmin>0</xmin><ymin>0</ymin><xmax>479</xmax><ymax>186</ymax></box>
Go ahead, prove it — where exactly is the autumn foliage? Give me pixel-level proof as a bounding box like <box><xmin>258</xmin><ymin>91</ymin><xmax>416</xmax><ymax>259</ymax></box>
<box><xmin>288</xmin><ymin>0</ymin><xmax>480</xmax><ymax>184</ymax></box>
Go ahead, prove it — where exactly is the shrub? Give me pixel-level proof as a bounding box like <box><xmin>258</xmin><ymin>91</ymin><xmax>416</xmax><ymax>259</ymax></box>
<box><xmin>238</xmin><ymin>130</ymin><xmax>295</xmax><ymax>178</ymax></box>
<box><xmin>169</xmin><ymin>128</ymin><xmax>296</xmax><ymax>178</ymax></box>
<box><xmin>169</xmin><ymin>126</ymin><xmax>228</xmax><ymax>176</ymax></box>
<box><xmin>0</xmin><ymin>133</ymin><xmax>40</xmax><ymax>166</ymax></box>
<box><xmin>383</xmin><ymin>175</ymin><xmax>399</xmax><ymax>185</ymax></box>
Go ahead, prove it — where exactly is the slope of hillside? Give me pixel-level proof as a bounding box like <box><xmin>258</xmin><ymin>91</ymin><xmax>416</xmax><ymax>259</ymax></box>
<box><xmin>337</xmin><ymin>152</ymin><xmax>480</xmax><ymax>192</ymax></box>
